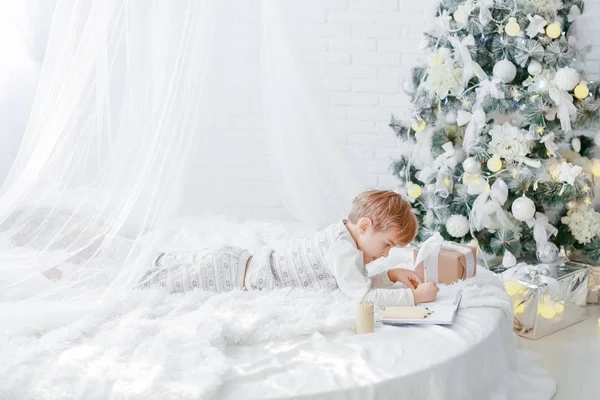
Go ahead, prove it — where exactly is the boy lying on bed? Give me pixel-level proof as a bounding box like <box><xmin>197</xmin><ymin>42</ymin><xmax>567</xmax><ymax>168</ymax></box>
<box><xmin>139</xmin><ymin>190</ymin><xmax>439</xmax><ymax>307</ymax></box>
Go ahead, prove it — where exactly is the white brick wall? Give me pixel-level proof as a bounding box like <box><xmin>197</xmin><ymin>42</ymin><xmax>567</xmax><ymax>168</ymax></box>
<box><xmin>192</xmin><ymin>0</ymin><xmax>600</xmax><ymax>220</ymax></box>
<box><xmin>319</xmin><ymin>0</ymin><xmax>600</xmax><ymax>192</ymax></box>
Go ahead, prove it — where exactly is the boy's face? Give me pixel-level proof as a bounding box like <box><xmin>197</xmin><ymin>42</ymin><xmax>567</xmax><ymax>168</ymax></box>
<box><xmin>355</xmin><ymin>218</ymin><xmax>399</xmax><ymax>264</ymax></box>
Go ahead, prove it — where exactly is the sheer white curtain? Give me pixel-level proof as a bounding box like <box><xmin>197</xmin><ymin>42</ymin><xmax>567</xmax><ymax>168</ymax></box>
<box><xmin>0</xmin><ymin>0</ymin><xmax>362</xmax><ymax>312</ymax></box>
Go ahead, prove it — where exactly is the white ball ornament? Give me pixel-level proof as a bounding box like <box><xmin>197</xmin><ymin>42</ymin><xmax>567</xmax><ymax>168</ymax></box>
<box><xmin>511</xmin><ymin>194</ymin><xmax>536</xmax><ymax>222</ymax></box>
<box><xmin>527</xmin><ymin>60</ymin><xmax>542</xmax><ymax>76</ymax></box>
<box><xmin>554</xmin><ymin>67</ymin><xmax>580</xmax><ymax>91</ymax></box>
<box><xmin>462</xmin><ymin>157</ymin><xmax>481</xmax><ymax>174</ymax></box>
<box><xmin>446</xmin><ymin>215</ymin><xmax>470</xmax><ymax>238</ymax></box>
<box><xmin>493</xmin><ymin>59</ymin><xmax>517</xmax><ymax>83</ymax></box>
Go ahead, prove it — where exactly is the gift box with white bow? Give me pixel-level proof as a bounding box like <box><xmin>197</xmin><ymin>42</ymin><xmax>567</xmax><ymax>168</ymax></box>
<box><xmin>491</xmin><ymin>259</ymin><xmax>589</xmax><ymax>340</ymax></box>
<box><xmin>413</xmin><ymin>233</ymin><xmax>477</xmax><ymax>284</ymax></box>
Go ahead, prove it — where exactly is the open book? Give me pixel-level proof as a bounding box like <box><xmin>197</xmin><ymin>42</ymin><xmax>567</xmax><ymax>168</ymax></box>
<box><xmin>380</xmin><ymin>291</ymin><xmax>462</xmax><ymax>326</ymax></box>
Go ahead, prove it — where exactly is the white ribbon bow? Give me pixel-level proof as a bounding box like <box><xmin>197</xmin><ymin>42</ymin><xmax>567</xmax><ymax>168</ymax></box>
<box><xmin>558</xmin><ymin>161</ymin><xmax>582</xmax><ymax>185</ymax></box>
<box><xmin>476</xmin><ymin>77</ymin><xmax>505</xmax><ymax>103</ymax></box>
<box><xmin>413</xmin><ymin>232</ymin><xmax>476</xmax><ymax>282</ymax></box>
<box><xmin>470</xmin><ymin>178</ymin><xmax>510</xmax><ymax>231</ymax></box>
<box><xmin>478</xmin><ymin>0</ymin><xmax>494</xmax><ymax>25</ymax></box>
<box><xmin>457</xmin><ymin>104</ymin><xmax>486</xmax><ymax>151</ymax></box>
<box><xmin>449</xmin><ymin>35</ymin><xmax>487</xmax><ymax>86</ymax></box>
<box><xmin>526</xmin><ymin>14</ymin><xmax>547</xmax><ymax>38</ymax></box>
<box><xmin>416</xmin><ymin>142</ymin><xmax>457</xmax><ymax>184</ymax></box>
<box><xmin>515</xmin><ymin>157</ymin><xmax>542</xmax><ymax>168</ymax></box>
<box><xmin>549</xmin><ymin>88</ymin><xmax>577</xmax><ymax>132</ymax></box>
<box><xmin>526</xmin><ymin>212</ymin><xmax>558</xmax><ymax>248</ymax></box>
<box><xmin>540</xmin><ymin>132</ymin><xmax>559</xmax><ymax>157</ymax></box>
<box><xmin>568</xmin><ymin>5</ymin><xmax>582</xmax><ymax>22</ymax></box>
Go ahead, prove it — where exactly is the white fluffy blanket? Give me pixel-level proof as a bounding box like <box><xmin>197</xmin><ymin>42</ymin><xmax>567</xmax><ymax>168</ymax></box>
<box><xmin>0</xmin><ymin>271</ymin><xmax>511</xmax><ymax>399</ymax></box>
<box><xmin>0</xmin><ymin>219</ymin><xmax>518</xmax><ymax>399</ymax></box>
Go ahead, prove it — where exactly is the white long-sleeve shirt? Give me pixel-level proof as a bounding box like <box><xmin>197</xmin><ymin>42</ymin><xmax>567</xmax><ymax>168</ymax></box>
<box><xmin>323</xmin><ymin>226</ymin><xmax>415</xmax><ymax>307</ymax></box>
<box><xmin>246</xmin><ymin>220</ymin><xmax>414</xmax><ymax>307</ymax></box>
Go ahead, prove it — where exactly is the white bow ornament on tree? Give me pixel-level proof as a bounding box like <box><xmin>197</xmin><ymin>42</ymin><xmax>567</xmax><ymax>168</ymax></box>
<box><xmin>476</xmin><ymin>77</ymin><xmax>505</xmax><ymax>103</ymax></box>
<box><xmin>548</xmin><ymin>88</ymin><xmax>577</xmax><ymax>132</ymax></box>
<box><xmin>526</xmin><ymin>212</ymin><xmax>558</xmax><ymax>249</ymax></box>
<box><xmin>478</xmin><ymin>0</ymin><xmax>494</xmax><ymax>25</ymax></box>
<box><xmin>449</xmin><ymin>34</ymin><xmax>487</xmax><ymax>86</ymax></box>
<box><xmin>558</xmin><ymin>161</ymin><xmax>583</xmax><ymax>185</ymax></box>
<box><xmin>526</xmin><ymin>14</ymin><xmax>547</xmax><ymax>38</ymax></box>
<box><xmin>457</xmin><ymin>105</ymin><xmax>486</xmax><ymax>151</ymax></box>
<box><xmin>470</xmin><ymin>178</ymin><xmax>510</xmax><ymax>231</ymax></box>
<box><xmin>416</xmin><ymin>142</ymin><xmax>457</xmax><ymax>184</ymax></box>
<box><xmin>568</xmin><ymin>5</ymin><xmax>582</xmax><ymax>22</ymax></box>
<box><xmin>540</xmin><ymin>132</ymin><xmax>559</xmax><ymax>157</ymax></box>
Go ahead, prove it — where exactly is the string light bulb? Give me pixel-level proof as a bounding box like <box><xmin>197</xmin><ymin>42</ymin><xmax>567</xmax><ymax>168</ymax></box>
<box><xmin>504</xmin><ymin>17</ymin><xmax>521</xmax><ymax>37</ymax></box>
<box><xmin>407</xmin><ymin>182</ymin><xmax>422</xmax><ymax>199</ymax></box>
<box><xmin>574</xmin><ymin>81</ymin><xmax>590</xmax><ymax>99</ymax></box>
<box><xmin>487</xmin><ymin>156</ymin><xmax>502</xmax><ymax>172</ymax></box>
<box><xmin>592</xmin><ymin>160</ymin><xmax>600</xmax><ymax>177</ymax></box>
<box><xmin>546</xmin><ymin>23</ymin><xmax>562</xmax><ymax>39</ymax></box>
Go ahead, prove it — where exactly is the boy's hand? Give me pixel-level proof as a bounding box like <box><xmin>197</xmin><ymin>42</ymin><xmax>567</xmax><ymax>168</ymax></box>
<box><xmin>387</xmin><ymin>268</ymin><xmax>422</xmax><ymax>289</ymax></box>
<box><xmin>412</xmin><ymin>282</ymin><xmax>439</xmax><ymax>304</ymax></box>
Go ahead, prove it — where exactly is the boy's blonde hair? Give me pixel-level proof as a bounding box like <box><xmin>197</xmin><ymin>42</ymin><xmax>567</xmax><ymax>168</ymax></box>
<box><xmin>348</xmin><ymin>190</ymin><xmax>418</xmax><ymax>246</ymax></box>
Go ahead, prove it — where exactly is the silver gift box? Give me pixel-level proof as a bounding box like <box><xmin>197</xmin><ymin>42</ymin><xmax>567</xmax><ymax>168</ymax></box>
<box><xmin>490</xmin><ymin>258</ymin><xmax>589</xmax><ymax>340</ymax></box>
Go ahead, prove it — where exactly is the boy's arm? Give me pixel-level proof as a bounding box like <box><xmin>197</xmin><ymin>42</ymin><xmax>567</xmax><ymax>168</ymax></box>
<box><xmin>325</xmin><ymin>238</ymin><xmax>415</xmax><ymax>307</ymax></box>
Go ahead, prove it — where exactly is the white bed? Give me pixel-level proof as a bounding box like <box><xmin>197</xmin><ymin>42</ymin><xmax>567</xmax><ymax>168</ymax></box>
<box><xmin>0</xmin><ymin>223</ymin><xmax>556</xmax><ymax>399</ymax></box>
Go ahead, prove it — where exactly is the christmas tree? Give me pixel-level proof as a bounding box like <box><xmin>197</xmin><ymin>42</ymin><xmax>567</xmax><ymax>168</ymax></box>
<box><xmin>392</xmin><ymin>0</ymin><xmax>600</xmax><ymax>266</ymax></box>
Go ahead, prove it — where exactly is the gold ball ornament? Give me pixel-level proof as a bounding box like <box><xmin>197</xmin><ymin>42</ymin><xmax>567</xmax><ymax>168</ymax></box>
<box><xmin>504</xmin><ymin>18</ymin><xmax>521</xmax><ymax>37</ymax></box>
<box><xmin>545</xmin><ymin>23</ymin><xmax>562</xmax><ymax>39</ymax></box>
<box><xmin>411</xmin><ymin>119</ymin><xmax>426</xmax><ymax>132</ymax></box>
<box><xmin>407</xmin><ymin>183</ymin><xmax>422</xmax><ymax>199</ymax></box>
<box><xmin>574</xmin><ymin>82</ymin><xmax>589</xmax><ymax>99</ymax></box>
<box><xmin>487</xmin><ymin>156</ymin><xmax>502</xmax><ymax>172</ymax></box>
